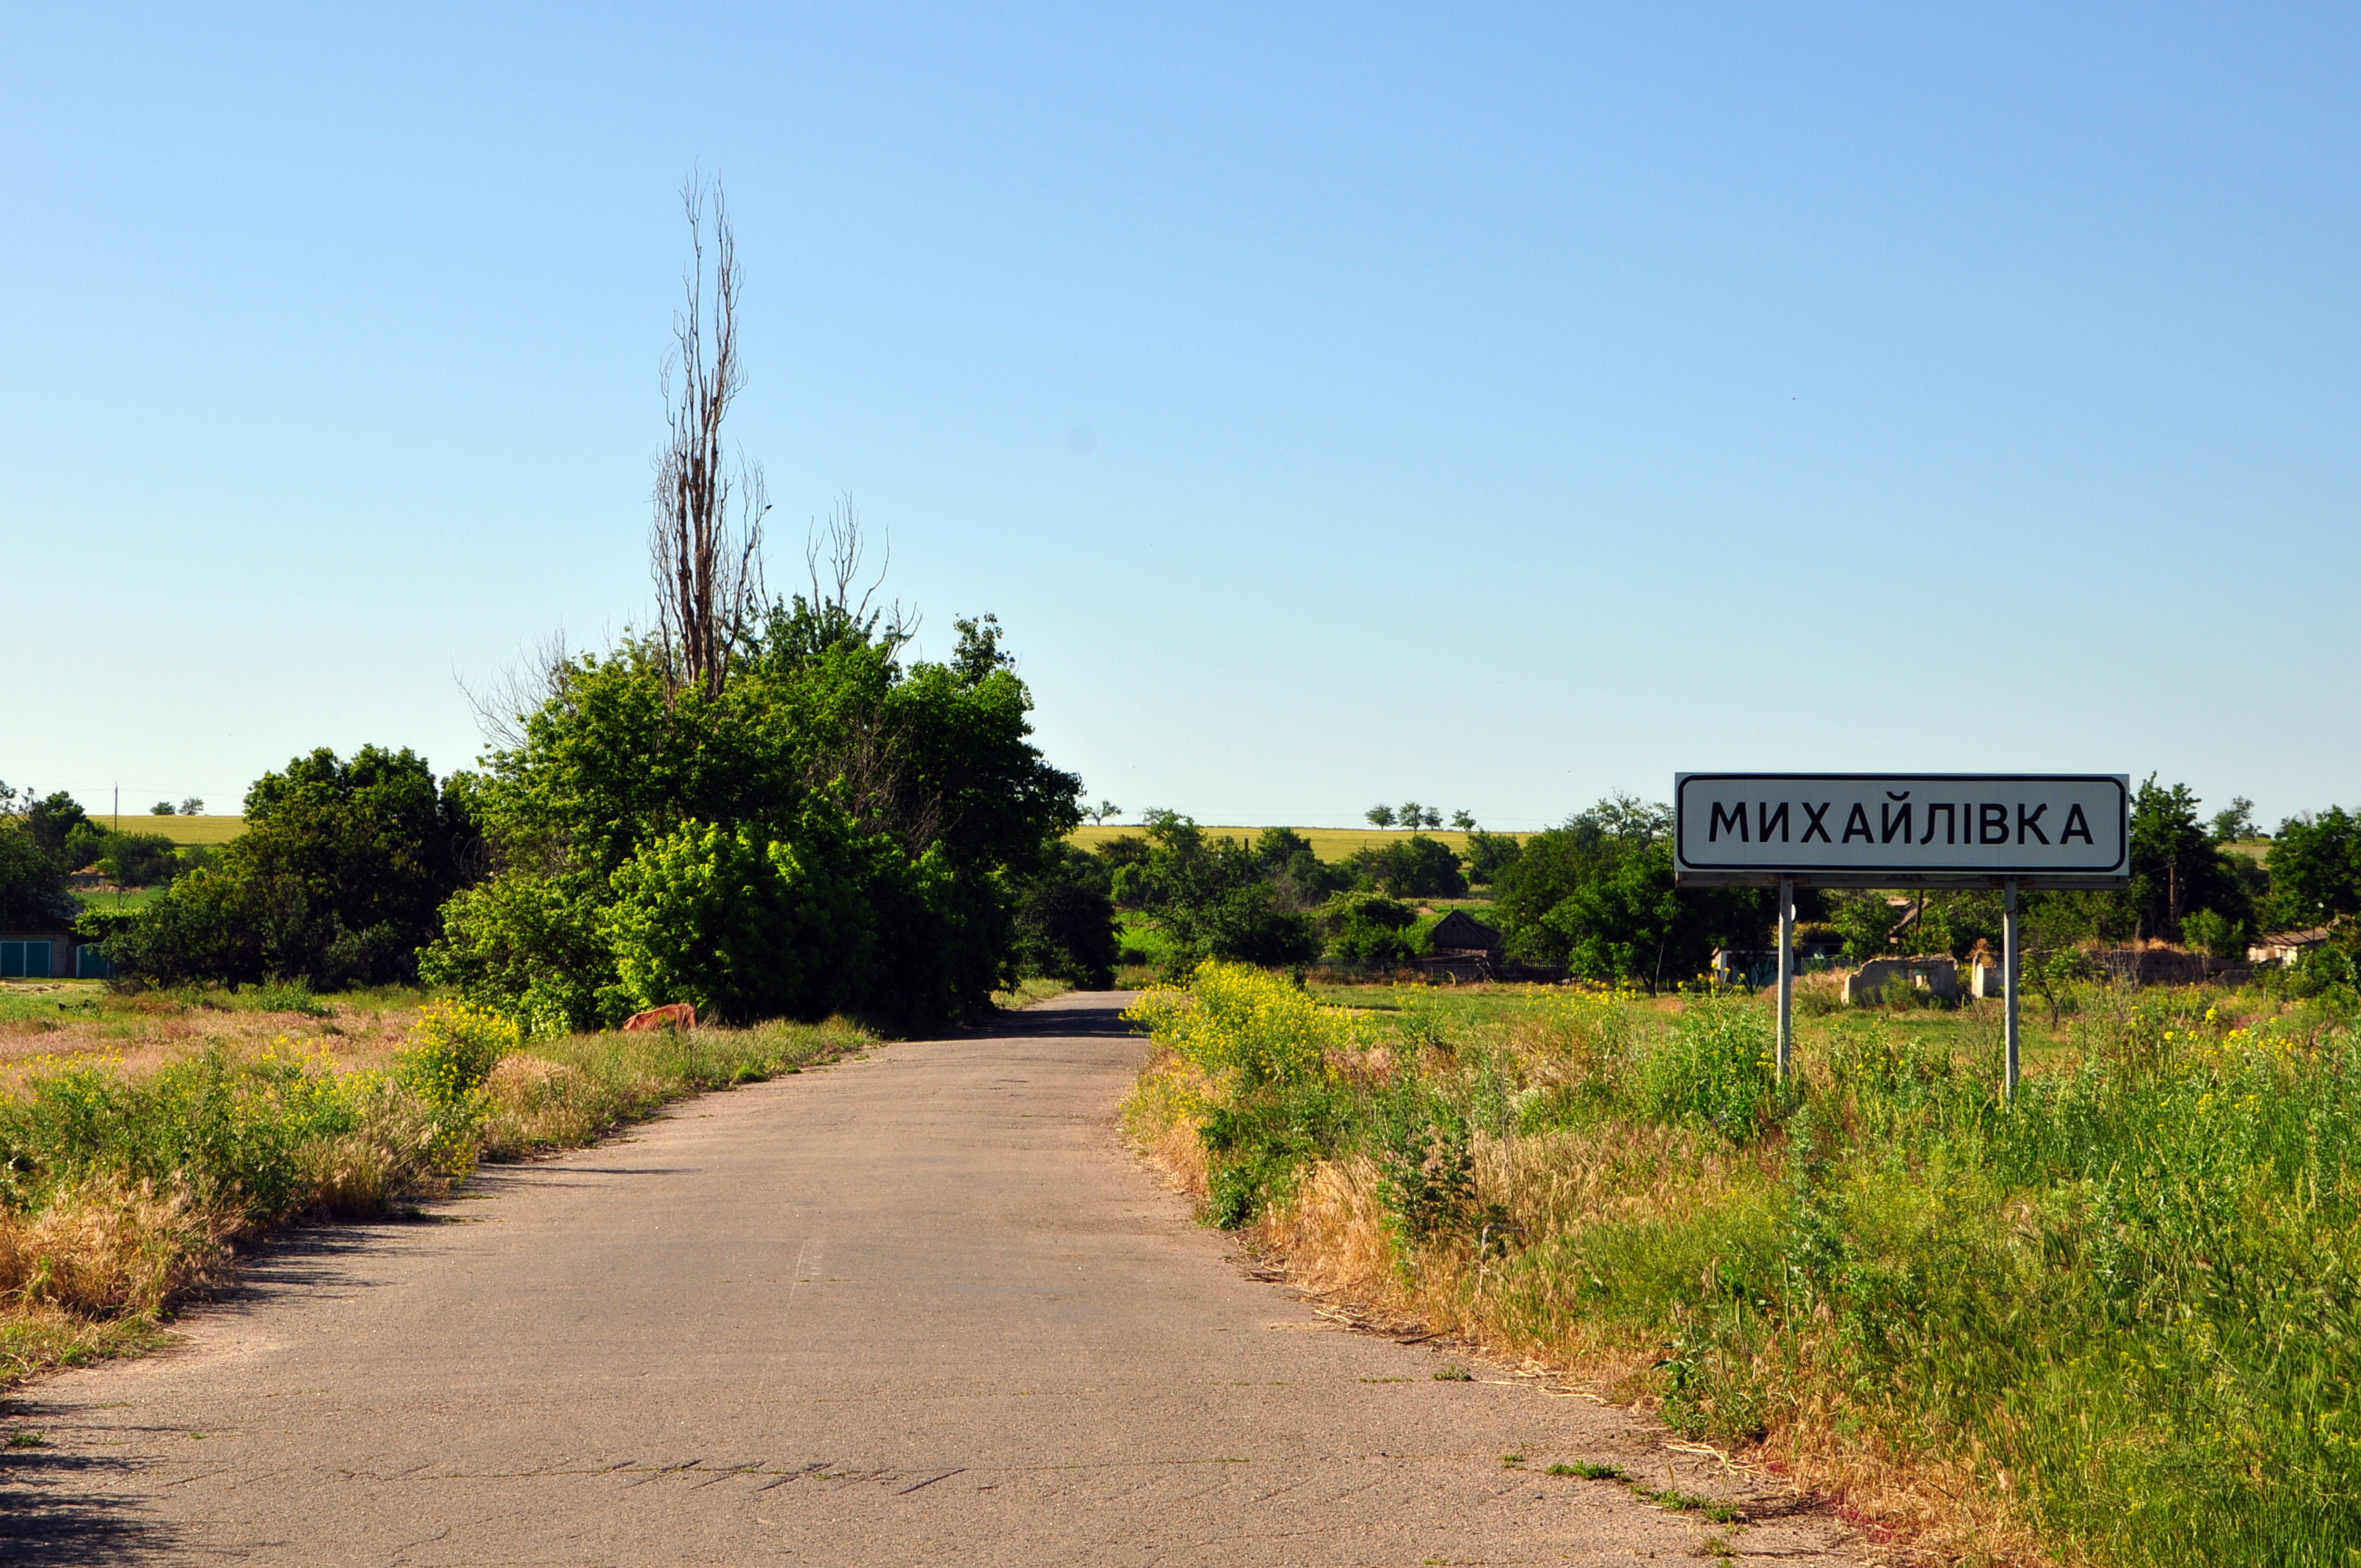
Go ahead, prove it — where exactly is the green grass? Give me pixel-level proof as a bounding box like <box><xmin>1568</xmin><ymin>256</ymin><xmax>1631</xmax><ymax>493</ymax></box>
<box><xmin>1130</xmin><ymin>964</ymin><xmax>2361</xmax><ymax>1567</ymax></box>
<box><xmin>1548</xmin><ymin>1461</ymin><xmax>1626</xmax><ymax>1479</ymax></box>
<box><xmin>71</xmin><ymin>885</ymin><xmax>162</xmax><ymax>912</ymax></box>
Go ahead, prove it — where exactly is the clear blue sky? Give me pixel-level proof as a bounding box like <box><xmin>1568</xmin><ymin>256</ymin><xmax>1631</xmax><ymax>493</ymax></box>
<box><xmin>6</xmin><ymin>4</ymin><xmax>2355</xmax><ymax>830</ymax></box>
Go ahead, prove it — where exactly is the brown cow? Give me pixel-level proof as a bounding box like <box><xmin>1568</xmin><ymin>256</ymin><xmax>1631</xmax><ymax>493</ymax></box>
<box><xmin>621</xmin><ymin>1002</ymin><xmax>697</xmax><ymax>1033</ymax></box>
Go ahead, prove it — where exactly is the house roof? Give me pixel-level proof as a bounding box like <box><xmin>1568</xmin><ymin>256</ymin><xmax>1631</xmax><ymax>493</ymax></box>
<box><xmin>1429</xmin><ymin>910</ymin><xmax>1503</xmax><ymax>950</ymax></box>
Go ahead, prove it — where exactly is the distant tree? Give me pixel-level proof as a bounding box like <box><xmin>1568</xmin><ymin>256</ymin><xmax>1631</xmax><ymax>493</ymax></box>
<box><xmin>1111</xmin><ymin>811</ymin><xmax>1319</xmax><ymax>973</ymax></box>
<box><xmin>2128</xmin><ymin>776</ymin><xmax>2253</xmax><ymax>940</ymax></box>
<box><xmin>1092</xmin><ymin>832</ymin><xmax>1154</xmax><ymax>906</ymax></box>
<box><xmin>150</xmin><ymin>802</ymin><xmax>175</xmax><ymax>816</ymax></box>
<box><xmin>110</xmin><ymin>747</ymin><xmax>479</xmax><ymax>989</ymax></box>
<box><xmin>62</xmin><ymin>821</ymin><xmax>109</xmax><ymax>872</ymax></box>
<box><xmin>2210</xmin><ymin>796</ymin><xmax>2258</xmax><ymax>843</ymax></box>
<box><xmin>1397</xmin><ymin>802</ymin><xmax>1425</xmax><ymax>831</ymax></box>
<box><xmin>1087</xmin><ymin>799</ymin><xmax>1123</xmax><ymax>826</ymax></box>
<box><xmin>180</xmin><ymin>797</ymin><xmax>205</xmax><ymax>817</ymax></box>
<box><xmin>1348</xmin><ymin>835</ymin><xmax>1468</xmax><ymax>899</ymax></box>
<box><xmin>1253</xmin><ymin>827</ymin><xmax>1352</xmax><ymax>908</ymax></box>
<box><xmin>98</xmin><ymin>833</ymin><xmax>181</xmax><ymax>889</ymax></box>
<box><xmin>1365</xmin><ymin>805</ymin><xmax>1396</xmax><ymax>829</ymax></box>
<box><xmin>1828</xmin><ymin>890</ymin><xmax>1903</xmax><ymax>963</ymax></box>
<box><xmin>1449</xmin><ymin>809</ymin><xmax>1476</xmax><ymax>831</ymax></box>
<box><xmin>1009</xmin><ymin>843</ymin><xmax>1120</xmax><ymax>988</ymax></box>
<box><xmin>1464</xmin><ymin>830</ymin><xmax>1523</xmax><ymax>886</ymax></box>
<box><xmin>2266</xmin><ymin>807</ymin><xmax>2361</xmax><ymax>929</ymax></box>
<box><xmin>1490</xmin><ymin>794</ymin><xmax>1760</xmax><ymax>992</ymax></box>
<box><xmin>2181</xmin><ymin>908</ymin><xmax>2249</xmax><ymax>962</ymax></box>
<box><xmin>23</xmin><ymin>792</ymin><xmax>88</xmax><ymax>860</ymax></box>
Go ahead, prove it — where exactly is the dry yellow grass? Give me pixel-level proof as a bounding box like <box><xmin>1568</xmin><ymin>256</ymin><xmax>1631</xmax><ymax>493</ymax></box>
<box><xmin>84</xmin><ymin>813</ymin><xmax>247</xmax><ymax>846</ymax></box>
<box><xmin>0</xmin><ymin>984</ymin><xmax>421</xmax><ymax>1086</ymax></box>
<box><xmin>1120</xmin><ymin>986</ymin><xmax>2053</xmax><ymax>1566</ymax></box>
<box><xmin>0</xmin><ymin>1176</ymin><xmax>231</xmax><ymax>1318</ymax></box>
<box><xmin>0</xmin><ymin>994</ymin><xmax>871</xmax><ymax>1393</ymax></box>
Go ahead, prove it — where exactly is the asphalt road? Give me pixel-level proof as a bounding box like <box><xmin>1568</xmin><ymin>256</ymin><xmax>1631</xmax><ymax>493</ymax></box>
<box><xmin>3</xmin><ymin>992</ymin><xmax>1863</xmax><ymax>1566</ymax></box>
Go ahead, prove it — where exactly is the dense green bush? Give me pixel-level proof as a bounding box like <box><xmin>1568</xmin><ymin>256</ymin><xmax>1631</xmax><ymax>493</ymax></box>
<box><xmin>1492</xmin><ymin>795</ymin><xmax>1768</xmax><ymax>991</ymax></box>
<box><xmin>106</xmin><ymin>747</ymin><xmax>477</xmax><ymax>990</ymax></box>
<box><xmin>423</xmin><ymin>604</ymin><xmax>1077</xmax><ymax>1033</ymax></box>
<box><xmin>1009</xmin><ymin>843</ymin><xmax>1120</xmax><ymax>988</ymax></box>
<box><xmin>1637</xmin><ymin>995</ymin><xmax>1782</xmax><ymax>1141</ymax></box>
<box><xmin>1346</xmin><ymin>833</ymin><xmax>1468</xmax><ymax>899</ymax></box>
<box><xmin>95</xmin><ymin>832</ymin><xmax>180</xmax><ymax>888</ymax></box>
<box><xmin>1098</xmin><ymin>813</ymin><xmax>1319</xmax><ymax>975</ymax></box>
<box><xmin>0</xmin><ymin>819</ymin><xmax>76</xmax><ymax>928</ymax></box>
<box><xmin>1316</xmin><ymin>890</ymin><xmax>1418</xmax><ymax>967</ymax></box>
<box><xmin>2267</xmin><ymin>805</ymin><xmax>2361</xmax><ymax>929</ymax></box>
<box><xmin>1463</xmin><ymin>829</ymin><xmax>1523</xmax><ymax>885</ymax></box>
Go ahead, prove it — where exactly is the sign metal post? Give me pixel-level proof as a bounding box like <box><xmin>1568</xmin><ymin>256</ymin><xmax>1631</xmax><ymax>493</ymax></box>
<box><xmin>1673</xmin><ymin>774</ymin><xmax>2128</xmax><ymax>1102</ymax></box>
<box><xmin>2003</xmin><ymin>878</ymin><xmax>2020</xmax><ymax>1100</ymax></box>
<box><xmin>1775</xmin><ymin>874</ymin><xmax>1794</xmax><ymax>1081</ymax></box>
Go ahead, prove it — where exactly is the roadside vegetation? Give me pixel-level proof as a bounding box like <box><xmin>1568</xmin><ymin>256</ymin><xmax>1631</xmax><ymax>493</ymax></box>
<box><xmin>0</xmin><ymin>982</ymin><xmax>867</xmax><ymax>1389</ymax></box>
<box><xmin>1125</xmin><ymin>960</ymin><xmax>2361</xmax><ymax>1567</ymax></box>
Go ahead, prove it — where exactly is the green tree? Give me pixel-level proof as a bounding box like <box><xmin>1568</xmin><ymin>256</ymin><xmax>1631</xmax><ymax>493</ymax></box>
<box><xmin>0</xmin><ymin>819</ymin><xmax>76</xmax><ymax>928</ymax></box>
<box><xmin>1365</xmin><ymin>805</ymin><xmax>1396</xmax><ymax>829</ymax></box>
<box><xmin>2210</xmin><ymin>795</ymin><xmax>2259</xmax><ymax>843</ymax></box>
<box><xmin>1316</xmin><ymin>890</ymin><xmax>1418</xmax><ymax>968</ymax></box>
<box><xmin>22</xmin><ymin>791</ymin><xmax>89</xmax><ymax>860</ymax></box>
<box><xmin>1828</xmin><ymin>890</ymin><xmax>1903</xmax><ymax>962</ymax></box>
<box><xmin>2266</xmin><ymin>807</ymin><xmax>2361</xmax><ymax>929</ymax></box>
<box><xmin>1491</xmin><ymin>794</ymin><xmax>1763</xmax><ymax>992</ymax></box>
<box><xmin>1009</xmin><ymin>844</ymin><xmax>1120</xmax><ymax>989</ymax></box>
<box><xmin>1463</xmin><ymin>829</ymin><xmax>1523</xmax><ymax>885</ymax></box>
<box><xmin>97</xmin><ymin>832</ymin><xmax>180</xmax><ymax>888</ymax></box>
<box><xmin>108</xmin><ymin>747</ymin><xmax>479</xmax><ymax>989</ymax></box>
<box><xmin>1109</xmin><ymin>812</ymin><xmax>1319</xmax><ymax>973</ymax></box>
<box><xmin>424</xmin><ymin>601</ymin><xmax>1080</xmax><ymax>1030</ymax></box>
<box><xmin>1346</xmin><ymin>835</ymin><xmax>1468</xmax><ymax>899</ymax></box>
<box><xmin>2128</xmin><ymin>776</ymin><xmax>2252</xmax><ymax>940</ymax></box>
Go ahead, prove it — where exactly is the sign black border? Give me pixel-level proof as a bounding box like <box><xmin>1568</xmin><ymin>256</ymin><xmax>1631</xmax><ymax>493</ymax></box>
<box><xmin>1673</xmin><ymin>772</ymin><xmax>2130</xmax><ymax>888</ymax></box>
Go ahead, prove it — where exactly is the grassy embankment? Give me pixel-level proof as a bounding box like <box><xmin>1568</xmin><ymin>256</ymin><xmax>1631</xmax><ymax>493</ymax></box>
<box><xmin>1123</xmin><ymin>962</ymin><xmax>2361</xmax><ymax>1567</ymax></box>
<box><xmin>0</xmin><ymin>981</ymin><xmax>869</xmax><ymax>1390</ymax></box>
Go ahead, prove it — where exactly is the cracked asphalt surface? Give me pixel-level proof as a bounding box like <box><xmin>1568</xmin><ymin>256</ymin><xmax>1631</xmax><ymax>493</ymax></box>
<box><xmin>1</xmin><ymin>991</ymin><xmax>1865</xmax><ymax>1565</ymax></box>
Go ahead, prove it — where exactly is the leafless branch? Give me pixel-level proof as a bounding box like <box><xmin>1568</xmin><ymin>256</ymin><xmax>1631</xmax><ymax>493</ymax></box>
<box><xmin>651</xmin><ymin>173</ymin><xmax>768</xmax><ymax>697</ymax></box>
<box><xmin>459</xmin><ymin>628</ymin><xmax>575</xmax><ymax>755</ymax></box>
<box><xmin>805</xmin><ymin>494</ymin><xmax>913</xmax><ymax>654</ymax></box>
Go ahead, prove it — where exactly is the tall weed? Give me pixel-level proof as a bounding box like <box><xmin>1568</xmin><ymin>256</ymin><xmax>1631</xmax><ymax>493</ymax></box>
<box><xmin>1125</xmin><ymin>968</ymin><xmax>2361</xmax><ymax>1567</ymax></box>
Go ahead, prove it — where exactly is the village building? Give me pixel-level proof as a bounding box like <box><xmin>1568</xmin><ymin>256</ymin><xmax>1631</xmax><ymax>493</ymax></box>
<box><xmin>0</xmin><ymin>930</ymin><xmax>112</xmax><ymax>979</ymax></box>
<box><xmin>2248</xmin><ymin>928</ymin><xmax>2330</xmax><ymax>967</ymax></box>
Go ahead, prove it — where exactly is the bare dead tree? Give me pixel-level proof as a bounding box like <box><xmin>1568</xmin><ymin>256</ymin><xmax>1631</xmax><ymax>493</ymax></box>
<box><xmin>458</xmin><ymin>628</ymin><xmax>576</xmax><ymax>755</ymax></box>
<box><xmin>811</xmin><ymin>494</ymin><xmax>912</xmax><ymax>652</ymax></box>
<box><xmin>651</xmin><ymin>174</ymin><xmax>768</xmax><ymax>698</ymax></box>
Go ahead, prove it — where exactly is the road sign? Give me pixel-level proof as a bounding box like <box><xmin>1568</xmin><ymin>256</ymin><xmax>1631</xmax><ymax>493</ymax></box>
<box><xmin>1672</xmin><ymin>773</ymin><xmax>2129</xmax><ymax>889</ymax></box>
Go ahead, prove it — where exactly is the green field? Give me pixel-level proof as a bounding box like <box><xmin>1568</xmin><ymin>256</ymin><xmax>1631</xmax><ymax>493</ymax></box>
<box><xmin>1066</xmin><ymin>824</ymin><xmax>1529</xmax><ymax>861</ymax></box>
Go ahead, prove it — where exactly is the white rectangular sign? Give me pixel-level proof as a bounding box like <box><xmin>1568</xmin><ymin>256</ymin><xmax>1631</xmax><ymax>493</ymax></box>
<box><xmin>1673</xmin><ymin>774</ymin><xmax>2130</xmax><ymax>888</ymax></box>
